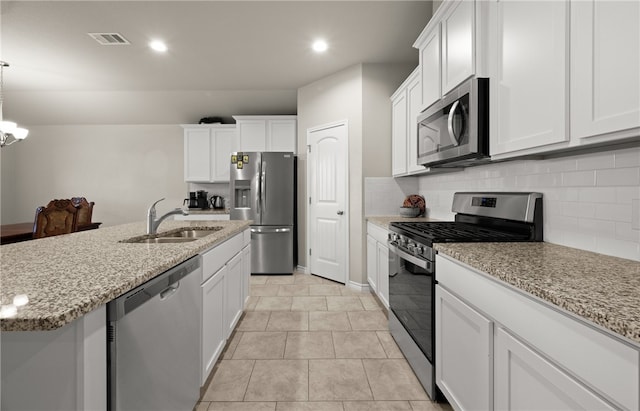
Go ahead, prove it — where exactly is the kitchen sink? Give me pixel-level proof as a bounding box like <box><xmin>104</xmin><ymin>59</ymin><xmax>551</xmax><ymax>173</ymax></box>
<box><xmin>162</xmin><ymin>228</ymin><xmax>221</xmax><ymax>238</ymax></box>
<box><xmin>132</xmin><ymin>237</ymin><xmax>199</xmax><ymax>244</ymax></box>
<box><xmin>121</xmin><ymin>227</ymin><xmax>222</xmax><ymax>244</ymax></box>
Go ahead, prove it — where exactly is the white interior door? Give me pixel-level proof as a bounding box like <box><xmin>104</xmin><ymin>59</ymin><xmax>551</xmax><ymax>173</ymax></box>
<box><xmin>307</xmin><ymin>121</ymin><xmax>348</xmax><ymax>284</ymax></box>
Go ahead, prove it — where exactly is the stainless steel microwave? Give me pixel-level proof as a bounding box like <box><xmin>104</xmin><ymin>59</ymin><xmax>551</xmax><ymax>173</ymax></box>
<box><xmin>417</xmin><ymin>77</ymin><xmax>489</xmax><ymax>168</ymax></box>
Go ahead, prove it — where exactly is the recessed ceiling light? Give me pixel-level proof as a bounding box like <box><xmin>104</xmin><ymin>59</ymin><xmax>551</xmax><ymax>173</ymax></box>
<box><xmin>312</xmin><ymin>39</ymin><xmax>328</xmax><ymax>53</ymax></box>
<box><xmin>149</xmin><ymin>40</ymin><xmax>168</xmax><ymax>53</ymax></box>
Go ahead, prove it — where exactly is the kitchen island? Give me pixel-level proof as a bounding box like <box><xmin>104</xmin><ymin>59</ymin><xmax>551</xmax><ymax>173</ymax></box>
<box><xmin>0</xmin><ymin>219</ymin><xmax>251</xmax><ymax>411</ymax></box>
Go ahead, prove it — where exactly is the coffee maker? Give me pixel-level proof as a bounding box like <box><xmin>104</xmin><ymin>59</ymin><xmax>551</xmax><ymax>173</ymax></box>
<box><xmin>196</xmin><ymin>190</ymin><xmax>210</xmax><ymax>209</ymax></box>
<box><xmin>184</xmin><ymin>192</ymin><xmax>199</xmax><ymax>208</ymax></box>
<box><xmin>184</xmin><ymin>191</ymin><xmax>210</xmax><ymax>209</ymax></box>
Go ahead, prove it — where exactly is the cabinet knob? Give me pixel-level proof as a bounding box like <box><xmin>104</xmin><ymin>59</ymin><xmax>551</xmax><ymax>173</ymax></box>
<box><xmin>337</xmin><ymin>210</ymin><xmax>344</xmax><ymax>215</ymax></box>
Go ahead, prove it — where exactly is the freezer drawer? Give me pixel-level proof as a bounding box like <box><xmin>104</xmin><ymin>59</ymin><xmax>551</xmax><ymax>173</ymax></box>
<box><xmin>251</xmin><ymin>226</ymin><xmax>293</xmax><ymax>274</ymax></box>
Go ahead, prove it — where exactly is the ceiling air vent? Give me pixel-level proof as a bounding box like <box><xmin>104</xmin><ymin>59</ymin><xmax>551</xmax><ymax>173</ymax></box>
<box><xmin>88</xmin><ymin>32</ymin><xmax>130</xmax><ymax>46</ymax></box>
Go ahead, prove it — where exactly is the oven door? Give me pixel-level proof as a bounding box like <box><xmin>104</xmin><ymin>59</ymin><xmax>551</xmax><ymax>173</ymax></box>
<box><xmin>388</xmin><ymin>242</ymin><xmax>435</xmax><ymax>363</ymax></box>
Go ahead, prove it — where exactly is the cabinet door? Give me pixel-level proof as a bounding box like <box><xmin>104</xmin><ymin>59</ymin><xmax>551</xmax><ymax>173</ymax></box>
<box><xmin>268</xmin><ymin>120</ymin><xmax>297</xmax><ymax>152</ymax></box>
<box><xmin>391</xmin><ymin>90</ymin><xmax>408</xmax><ymax>176</ymax></box>
<box><xmin>238</xmin><ymin>120</ymin><xmax>267</xmax><ymax>152</ymax></box>
<box><xmin>184</xmin><ymin>129</ymin><xmax>211</xmax><ymax>182</ymax></box>
<box><xmin>201</xmin><ymin>266</ymin><xmax>226</xmax><ymax>385</ymax></box>
<box><xmin>436</xmin><ymin>285</ymin><xmax>493</xmax><ymax>411</ymax></box>
<box><xmin>242</xmin><ymin>244</ymin><xmax>251</xmax><ymax>307</ymax></box>
<box><xmin>366</xmin><ymin>235</ymin><xmax>378</xmax><ymax>293</ymax></box>
<box><xmin>225</xmin><ymin>253</ymin><xmax>243</xmax><ymax>339</ymax></box>
<box><xmin>376</xmin><ymin>242</ymin><xmax>389</xmax><ymax>309</ymax></box>
<box><xmin>571</xmin><ymin>1</ymin><xmax>640</xmax><ymax>140</ymax></box>
<box><xmin>211</xmin><ymin>128</ymin><xmax>236</xmax><ymax>182</ymax></box>
<box><xmin>419</xmin><ymin>26</ymin><xmax>441</xmax><ymax>111</ymax></box>
<box><xmin>490</xmin><ymin>0</ymin><xmax>569</xmax><ymax>156</ymax></box>
<box><xmin>495</xmin><ymin>327</ymin><xmax>615</xmax><ymax>411</ymax></box>
<box><xmin>441</xmin><ymin>0</ymin><xmax>475</xmax><ymax>94</ymax></box>
<box><xmin>406</xmin><ymin>72</ymin><xmax>423</xmax><ymax>174</ymax></box>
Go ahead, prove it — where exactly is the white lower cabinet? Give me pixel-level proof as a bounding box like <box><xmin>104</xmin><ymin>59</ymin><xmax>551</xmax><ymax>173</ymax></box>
<box><xmin>200</xmin><ymin>228</ymin><xmax>250</xmax><ymax>385</ymax></box>
<box><xmin>366</xmin><ymin>222</ymin><xmax>390</xmax><ymax>308</ymax></box>
<box><xmin>436</xmin><ymin>285</ymin><xmax>493</xmax><ymax>411</ymax></box>
<box><xmin>201</xmin><ymin>266</ymin><xmax>226</xmax><ymax>385</ymax></box>
<box><xmin>436</xmin><ymin>254</ymin><xmax>639</xmax><ymax>411</ymax></box>
<box><xmin>494</xmin><ymin>327</ymin><xmax>615</xmax><ymax>411</ymax></box>
<box><xmin>224</xmin><ymin>253</ymin><xmax>243</xmax><ymax>339</ymax></box>
<box><xmin>366</xmin><ymin>234</ymin><xmax>378</xmax><ymax>293</ymax></box>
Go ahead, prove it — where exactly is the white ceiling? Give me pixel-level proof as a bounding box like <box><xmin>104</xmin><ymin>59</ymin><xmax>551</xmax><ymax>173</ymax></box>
<box><xmin>1</xmin><ymin>1</ymin><xmax>432</xmax><ymax>125</ymax></box>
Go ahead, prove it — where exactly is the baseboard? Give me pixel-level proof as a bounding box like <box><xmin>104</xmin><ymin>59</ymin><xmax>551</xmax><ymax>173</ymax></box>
<box><xmin>348</xmin><ymin>280</ymin><xmax>370</xmax><ymax>293</ymax></box>
<box><xmin>296</xmin><ymin>265</ymin><xmax>308</xmax><ymax>274</ymax></box>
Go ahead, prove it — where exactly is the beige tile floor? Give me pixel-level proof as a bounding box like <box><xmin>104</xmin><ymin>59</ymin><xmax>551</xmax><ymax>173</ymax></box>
<box><xmin>196</xmin><ymin>271</ymin><xmax>452</xmax><ymax>411</ymax></box>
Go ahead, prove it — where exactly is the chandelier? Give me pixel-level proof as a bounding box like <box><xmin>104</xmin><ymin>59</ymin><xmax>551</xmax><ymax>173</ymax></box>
<box><xmin>0</xmin><ymin>61</ymin><xmax>28</xmax><ymax>148</ymax></box>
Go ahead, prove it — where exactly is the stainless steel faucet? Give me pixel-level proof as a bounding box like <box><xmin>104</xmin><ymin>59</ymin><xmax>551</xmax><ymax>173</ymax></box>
<box><xmin>147</xmin><ymin>198</ymin><xmax>188</xmax><ymax>234</ymax></box>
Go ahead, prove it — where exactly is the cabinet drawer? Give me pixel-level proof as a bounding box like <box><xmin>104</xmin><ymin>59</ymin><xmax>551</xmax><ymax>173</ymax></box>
<box><xmin>242</xmin><ymin>228</ymin><xmax>251</xmax><ymax>247</ymax></box>
<box><xmin>201</xmin><ymin>233</ymin><xmax>243</xmax><ymax>283</ymax></box>
<box><xmin>437</xmin><ymin>254</ymin><xmax>639</xmax><ymax>410</ymax></box>
<box><xmin>367</xmin><ymin>222</ymin><xmax>389</xmax><ymax>245</ymax></box>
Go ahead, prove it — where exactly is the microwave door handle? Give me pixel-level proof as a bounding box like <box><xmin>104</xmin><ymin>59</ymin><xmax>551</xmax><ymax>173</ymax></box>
<box><xmin>447</xmin><ymin>100</ymin><xmax>462</xmax><ymax>147</ymax></box>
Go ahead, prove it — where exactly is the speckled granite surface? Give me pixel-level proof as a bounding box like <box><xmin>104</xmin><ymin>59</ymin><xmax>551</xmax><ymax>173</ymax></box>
<box><xmin>435</xmin><ymin>242</ymin><xmax>640</xmax><ymax>344</ymax></box>
<box><xmin>0</xmin><ymin>220</ymin><xmax>251</xmax><ymax>331</ymax></box>
<box><xmin>367</xmin><ymin>216</ymin><xmax>438</xmax><ymax>229</ymax></box>
<box><xmin>187</xmin><ymin>209</ymin><xmax>229</xmax><ymax>215</ymax></box>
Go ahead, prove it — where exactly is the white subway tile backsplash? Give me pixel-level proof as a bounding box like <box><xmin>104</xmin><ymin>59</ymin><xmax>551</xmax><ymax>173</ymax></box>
<box><xmin>615</xmin><ymin>148</ymin><xmax>640</xmax><ymax>168</ymax></box>
<box><xmin>596</xmin><ymin>167</ymin><xmax>640</xmax><ymax>186</ymax></box>
<box><xmin>562</xmin><ymin>202</ymin><xmax>595</xmax><ymax>219</ymax></box>
<box><xmin>561</xmin><ymin>170</ymin><xmax>595</xmax><ymax>187</ymax></box>
<box><xmin>407</xmin><ymin>145</ymin><xmax>640</xmax><ymax>261</ymax></box>
<box><xmin>594</xmin><ymin>203</ymin><xmax>633</xmax><ymax>222</ymax></box>
<box><xmin>576</xmin><ymin>152</ymin><xmax>615</xmax><ymax>170</ymax></box>
<box><xmin>578</xmin><ymin>187</ymin><xmax>617</xmax><ymax>203</ymax></box>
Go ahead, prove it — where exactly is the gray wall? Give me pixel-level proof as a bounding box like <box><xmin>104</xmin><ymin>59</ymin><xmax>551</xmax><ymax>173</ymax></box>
<box><xmin>296</xmin><ymin>62</ymin><xmax>414</xmax><ymax>285</ymax></box>
<box><xmin>0</xmin><ymin>125</ymin><xmax>186</xmax><ymax>227</ymax></box>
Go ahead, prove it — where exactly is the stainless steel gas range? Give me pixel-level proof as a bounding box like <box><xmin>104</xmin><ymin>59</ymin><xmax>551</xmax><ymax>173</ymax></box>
<box><xmin>387</xmin><ymin>192</ymin><xmax>543</xmax><ymax>400</ymax></box>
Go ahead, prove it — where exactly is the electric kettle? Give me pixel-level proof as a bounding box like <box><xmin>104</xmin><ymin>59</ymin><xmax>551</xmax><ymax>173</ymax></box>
<box><xmin>211</xmin><ymin>195</ymin><xmax>224</xmax><ymax>209</ymax></box>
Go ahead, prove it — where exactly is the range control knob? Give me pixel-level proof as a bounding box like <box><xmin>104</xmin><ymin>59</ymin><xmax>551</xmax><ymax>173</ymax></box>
<box><xmin>407</xmin><ymin>242</ymin><xmax>416</xmax><ymax>253</ymax></box>
<box><xmin>416</xmin><ymin>246</ymin><xmax>424</xmax><ymax>256</ymax></box>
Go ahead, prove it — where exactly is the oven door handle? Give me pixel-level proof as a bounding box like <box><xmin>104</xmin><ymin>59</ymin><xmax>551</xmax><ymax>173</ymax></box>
<box><xmin>388</xmin><ymin>242</ymin><xmax>432</xmax><ymax>272</ymax></box>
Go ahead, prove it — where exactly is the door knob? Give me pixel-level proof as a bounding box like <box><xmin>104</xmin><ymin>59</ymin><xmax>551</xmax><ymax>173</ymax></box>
<box><xmin>337</xmin><ymin>210</ymin><xmax>344</xmax><ymax>215</ymax></box>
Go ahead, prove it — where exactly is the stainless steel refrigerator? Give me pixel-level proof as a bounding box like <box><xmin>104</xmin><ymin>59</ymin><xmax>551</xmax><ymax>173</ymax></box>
<box><xmin>230</xmin><ymin>152</ymin><xmax>295</xmax><ymax>274</ymax></box>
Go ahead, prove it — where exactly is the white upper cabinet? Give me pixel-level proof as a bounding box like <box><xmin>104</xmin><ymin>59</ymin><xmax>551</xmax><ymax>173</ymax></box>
<box><xmin>441</xmin><ymin>0</ymin><xmax>476</xmax><ymax>95</ymax></box>
<box><xmin>391</xmin><ymin>83</ymin><xmax>408</xmax><ymax>176</ymax></box>
<box><xmin>571</xmin><ymin>0</ymin><xmax>640</xmax><ymax>142</ymax></box>
<box><xmin>233</xmin><ymin>116</ymin><xmax>297</xmax><ymax>153</ymax></box>
<box><xmin>182</xmin><ymin>124</ymin><xmax>237</xmax><ymax>183</ymax></box>
<box><xmin>184</xmin><ymin>128</ymin><xmax>212</xmax><ymax>182</ymax></box>
<box><xmin>418</xmin><ymin>26</ymin><xmax>441</xmax><ymax>111</ymax></box>
<box><xmin>489</xmin><ymin>0</ymin><xmax>569</xmax><ymax>156</ymax></box>
<box><xmin>391</xmin><ymin>68</ymin><xmax>423</xmax><ymax>177</ymax></box>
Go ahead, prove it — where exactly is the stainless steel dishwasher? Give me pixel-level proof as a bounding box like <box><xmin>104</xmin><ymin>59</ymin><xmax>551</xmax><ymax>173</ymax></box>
<box><xmin>107</xmin><ymin>256</ymin><xmax>201</xmax><ymax>411</ymax></box>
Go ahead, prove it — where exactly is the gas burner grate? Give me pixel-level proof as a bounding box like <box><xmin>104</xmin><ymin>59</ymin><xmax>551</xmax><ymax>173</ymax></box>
<box><xmin>393</xmin><ymin>222</ymin><xmax>531</xmax><ymax>243</ymax></box>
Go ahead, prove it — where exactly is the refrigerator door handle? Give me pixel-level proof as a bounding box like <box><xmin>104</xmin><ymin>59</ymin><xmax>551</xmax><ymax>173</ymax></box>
<box><xmin>251</xmin><ymin>227</ymin><xmax>291</xmax><ymax>233</ymax></box>
<box><xmin>262</xmin><ymin>160</ymin><xmax>267</xmax><ymax>214</ymax></box>
<box><xmin>256</xmin><ymin>163</ymin><xmax>262</xmax><ymax>216</ymax></box>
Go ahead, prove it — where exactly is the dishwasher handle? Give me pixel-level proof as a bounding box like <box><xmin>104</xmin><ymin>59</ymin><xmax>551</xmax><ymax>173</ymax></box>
<box><xmin>108</xmin><ymin>256</ymin><xmax>200</xmax><ymax>321</ymax></box>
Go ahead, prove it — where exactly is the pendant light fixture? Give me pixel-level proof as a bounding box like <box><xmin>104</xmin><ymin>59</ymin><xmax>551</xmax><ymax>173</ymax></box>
<box><xmin>0</xmin><ymin>61</ymin><xmax>28</xmax><ymax>148</ymax></box>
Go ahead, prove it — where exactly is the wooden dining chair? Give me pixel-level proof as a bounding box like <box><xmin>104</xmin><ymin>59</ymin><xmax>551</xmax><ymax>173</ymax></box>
<box><xmin>71</xmin><ymin>197</ymin><xmax>95</xmax><ymax>226</ymax></box>
<box><xmin>32</xmin><ymin>199</ymin><xmax>79</xmax><ymax>239</ymax></box>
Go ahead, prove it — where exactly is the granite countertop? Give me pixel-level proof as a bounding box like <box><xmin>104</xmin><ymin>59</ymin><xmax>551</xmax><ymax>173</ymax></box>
<box><xmin>186</xmin><ymin>209</ymin><xmax>229</xmax><ymax>215</ymax></box>
<box><xmin>435</xmin><ymin>242</ymin><xmax>640</xmax><ymax>345</ymax></box>
<box><xmin>367</xmin><ymin>216</ymin><xmax>438</xmax><ymax>229</ymax></box>
<box><xmin>0</xmin><ymin>220</ymin><xmax>251</xmax><ymax>332</ymax></box>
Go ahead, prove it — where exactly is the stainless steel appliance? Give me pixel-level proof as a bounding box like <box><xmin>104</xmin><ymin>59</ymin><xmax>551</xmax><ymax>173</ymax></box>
<box><xmin>197</xmin><ymin>190</ymin><xmax>210</xmax><ymax>209</ymax></box>
<box><xmin>388</xmin><ymin>192</ymin><xmax>543</xmax><ymax>400</ymax></box>
<box><xmin>230</xmin><ymin>151</ymin><xmax>295</xmax><ymax>274</ymax></box>
<box><xmin>107</xmin><ymin>256</ymin><xmax>201</xmax><ymax>411</ymax></box>
<box><xmin>211</xmin><ymin>195</ymin><xmax>224</xmax><ymax>209</ymax></box>
<box><xmin>417</xmin><ymin>77</ymin><xmax>489</xmax><ymax>168</ymax></box>
<box><xmin>184</xmin><ymin>191</ymin><xmax>198</xmax><ymax>208</ymax></box>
